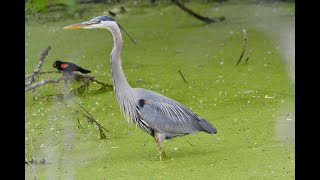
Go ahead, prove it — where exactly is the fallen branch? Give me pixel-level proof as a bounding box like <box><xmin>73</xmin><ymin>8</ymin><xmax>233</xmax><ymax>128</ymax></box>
<box><xmin>108</xmin><ymin>10</ymin><xmax>116</xmax><ymax>16</ymax></box>
<box><xmin>72</xmin><ymin>100</ymin><xmax>108</xmax><ymax>139</ymax></box>
<box><xmin>26</xmin><ymin>46</ymin><xmax>51</xmax><ymax>86</ymax></box>
<box><xmin>172</xmin><ymin>0</ymin><xmax>225</xmax><ymax>23</ymax></box>
<box><xmin>25</xmin><ymin>77</ymin><xmax>62</xmax><ymax>92</ymax></box>
<box><xmin>26</xmin><ymin>72</ymin><xmax>113</xmax><ymax>93</ymax></box>
<box><xmin>25</xmin><ymin>70</ymin><xmax>60</xmax><ymax>81</ymax></box>
<box><xmin>69</xmin><ymin>73</ymin><xmax>113</xmax><ymax>95</ymax></box>
<box><xmin>25</xmin><ymin>47</ymin><xmax>113</xmax><ymax>93</ymax></box>
<box><xmin>236</xmin><ymin>29</ymin><xmax>247</xmax><ymax>66</ymax></box>
<box><xmin>73</xmin><ymin>73</ymin><xmax>112</xmax><ymax>88</ymax></box>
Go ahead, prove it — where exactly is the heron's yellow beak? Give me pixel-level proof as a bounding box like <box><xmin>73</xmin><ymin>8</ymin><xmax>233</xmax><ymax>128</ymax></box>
<box><xmin>63</xmin><ymin>23</ymin><xmax>89</xmax><ymax>29</ymax></box>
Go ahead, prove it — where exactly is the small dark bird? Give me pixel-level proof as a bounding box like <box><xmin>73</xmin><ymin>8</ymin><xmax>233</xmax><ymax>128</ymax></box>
<box><xmin>52</xmin><ymin>60</ymin><xmax>91</xmax><ymax>74</ymax></box>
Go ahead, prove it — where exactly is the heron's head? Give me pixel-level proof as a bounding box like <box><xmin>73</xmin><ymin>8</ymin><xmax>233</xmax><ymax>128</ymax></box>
<box><xmin>63</xmin><ymin>15</ymin><xmax>136</xmax><ymax>44</ymax></box>
<box><xmin>63</xmin><ymin>16</ymin><xmax>117</xmax><ymax>30</ymax></box>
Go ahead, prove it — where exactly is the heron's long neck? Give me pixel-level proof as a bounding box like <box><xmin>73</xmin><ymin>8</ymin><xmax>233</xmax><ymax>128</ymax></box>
<box><xmin>109</xmin><ymin>25</ymin><xmax>138</xmax><ymax>123</ymax></box>
<box><xmin>110</xmin><ymin>27</ymin><xmax>131</xmax><ymax>91</ymax></box>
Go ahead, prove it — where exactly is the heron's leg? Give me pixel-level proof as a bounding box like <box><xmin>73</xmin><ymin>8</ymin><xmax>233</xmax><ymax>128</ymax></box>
<box><xmin>154</xmin><ymin>132</ymin><xmax>166</xmax><ymax>160</ymax></box>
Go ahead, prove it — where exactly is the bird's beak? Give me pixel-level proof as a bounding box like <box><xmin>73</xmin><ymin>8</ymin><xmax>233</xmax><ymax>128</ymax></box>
<box><xmin>63</xmin><ymin>21</ymin><xmax>93</xmax><ymax>29</ymax></box>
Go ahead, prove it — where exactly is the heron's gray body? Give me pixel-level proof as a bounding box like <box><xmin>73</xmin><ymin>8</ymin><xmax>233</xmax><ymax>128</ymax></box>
<box><xmin>133</xmin><ymin>88</ymin><xmax>217</xmax><ymax>138</ymax></box>
<box><xmin>63</xmin><ymin>15</ymin><xmax>217</xmax><ymax>159</ymax></box>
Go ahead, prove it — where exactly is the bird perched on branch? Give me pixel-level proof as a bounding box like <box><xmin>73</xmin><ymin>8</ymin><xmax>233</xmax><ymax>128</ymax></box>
<box><xmin>52</xmin><ymin>60</ymin><xmax>91</xmax><ymax>74</ymax></box>
<box><xmin>63</xmin><ymin>16</ymin><xmax>217</xmax><ymax>160</ymax></box>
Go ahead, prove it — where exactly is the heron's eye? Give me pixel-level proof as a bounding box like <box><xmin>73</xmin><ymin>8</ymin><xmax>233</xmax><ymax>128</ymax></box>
<box><xmin>97</xmin><ymin>20</ymin><xmax>102</xmax><ymax>23</ymax></box>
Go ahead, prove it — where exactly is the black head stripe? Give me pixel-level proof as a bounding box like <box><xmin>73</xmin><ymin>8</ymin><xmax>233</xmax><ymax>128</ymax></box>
<box><xmin>91</xmin><ymin>16</ymin><xmax>115</xmax><ymax>22</ymax></box>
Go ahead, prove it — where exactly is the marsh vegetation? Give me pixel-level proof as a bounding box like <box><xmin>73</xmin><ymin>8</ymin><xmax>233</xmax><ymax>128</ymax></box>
<box><xmin>25</xmin><ymin>0</ymin><xmax>294</xmax><ymax>179</ymax></box>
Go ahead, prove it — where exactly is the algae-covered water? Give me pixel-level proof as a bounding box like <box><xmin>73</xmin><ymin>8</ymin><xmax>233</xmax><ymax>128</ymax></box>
<box><xmin>25</xmin><ymin>1</ymin><xmax>294</xmax><ymax>179</ymax></box>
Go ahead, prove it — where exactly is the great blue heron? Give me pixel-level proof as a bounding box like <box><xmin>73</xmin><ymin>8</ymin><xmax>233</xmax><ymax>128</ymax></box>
<box><xmin>63</xmin><ymin>16</ymin><xmax>217</xmax><ymax>160</ymax></box>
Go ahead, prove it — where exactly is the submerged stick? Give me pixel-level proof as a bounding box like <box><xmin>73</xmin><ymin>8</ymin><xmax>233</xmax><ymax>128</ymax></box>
<box><xmin>26</xmin><ymin>136</ymin><xmax>38</xmax><ymax>180</ymax></box>
<box><xmin>236</xmin><ymin>29</ymin><xmax>247</xmax><ymax>66</ymax></box>
<box><xmin>245</xmin><ymin>48</ymin><xmax>254</xmax><ymax>64</ymax></box>
<box><xmin>178</xmin><ymin>70</ymin><xmax>188</xmax><ymax>84</ymax></box>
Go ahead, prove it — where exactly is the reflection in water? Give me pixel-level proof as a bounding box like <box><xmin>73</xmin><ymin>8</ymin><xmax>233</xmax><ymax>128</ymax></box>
<box><xmin>276</xmin><ymin>25</ymin><xmax>295</xmax><ymax>143</ymax></box>
<box><xmin>276</xmin><ymin>112</ymin><xmax>295</xmax><ymax>142</ymax></box>
<box><xmin>254</xmin><ymin>4</ymin><xmax>295</xmax><ymax>143</ymax></box>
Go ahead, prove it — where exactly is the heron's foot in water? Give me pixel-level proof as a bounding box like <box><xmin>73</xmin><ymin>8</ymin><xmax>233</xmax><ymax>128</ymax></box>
<box><xmin>159</xmin><ymin>149</ymin><xmax>166</xmax><ymax>161</ymax></box>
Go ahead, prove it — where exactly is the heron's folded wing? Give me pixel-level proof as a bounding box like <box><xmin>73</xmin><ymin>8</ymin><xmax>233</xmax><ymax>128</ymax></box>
<box><xmin>138</xmin><ymin>98</ymin><xmax>203</xmax><ymax>134</ymax></box>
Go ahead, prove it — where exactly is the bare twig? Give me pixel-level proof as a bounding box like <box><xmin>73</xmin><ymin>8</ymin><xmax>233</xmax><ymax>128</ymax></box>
<box><xmin>73</xmin><ymin>73</ymin><xmax>112</xmax><ymax>88</ymax></box>
<box><xmin>71</xmin><ymin>74</ymin><xmax>113</xmax><ymax>95</ymax></box>
<box><xmin>98</xmin><ymin>125</ymin><xmax>107</xmax><ymax>139</ymax></box>
<box><xmin>25</xmin><ymin>77</ymin><xmax>62</xmax><ymax>92</ymax></box>
<box><xmin>71</xmin><ymin>100</ymin><xmax>109</xmax><ymax>133</ymax></box>
<box><xmin>25</xmin><ymin>70</ymin><xmax>60</xmax><ymax>81</ymax></box>
<box><xmin>72</xmin><ymin>100</ymin><xmax>94</xmax><ymax>122</ymax></box>
<box><xmin>74</xmin><ymin>109</ymin><xmax>94</xmax><ymax>123</ymax></box>
<box><xmin>236</xmin><ymin>29</ymin><xmax>247</xmax><ymax>66</ymax></box>
<box><xmin>29</xmin><ymin>79</ymin><xmax>113</xmax><ymax>104</ymax></box>
<box><xmin>26</xmin><ymin>46</ymin><xmax>51</xmax><ymax>86</ymax></box>
<box><xmin>172</xmin><ymin>0</ymin><xmax>225</xmax><ymax>23</ymax></box>
<box><xmin>178</xmin><ymin>70</ymin><xmax>188</xmax><ymax>84</ymax></box>
<box><xmin>93</xmin><ymin>79</ymin><xmax>113</xmax><ymax>88</ymax></box>
<box><xmin>74</xmin><ymin>108</ymin><xmax>108</xmax><ymax>139</ymax></box>
<box><xmin>245</xmin><ymin>48</ymin><xmax>254</xmax><ymax>64</ymax></box>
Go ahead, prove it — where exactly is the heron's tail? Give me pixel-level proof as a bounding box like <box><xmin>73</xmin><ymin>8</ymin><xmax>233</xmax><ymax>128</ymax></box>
<box><xmin>78</xmin><ymin>67</ymin><xmax>91</xmax><ymax>74</ymax></box>
<box><xmin>198</xmin><ymin>118</ymin><xmax>217</xmax><ymax>134</ymax></box>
